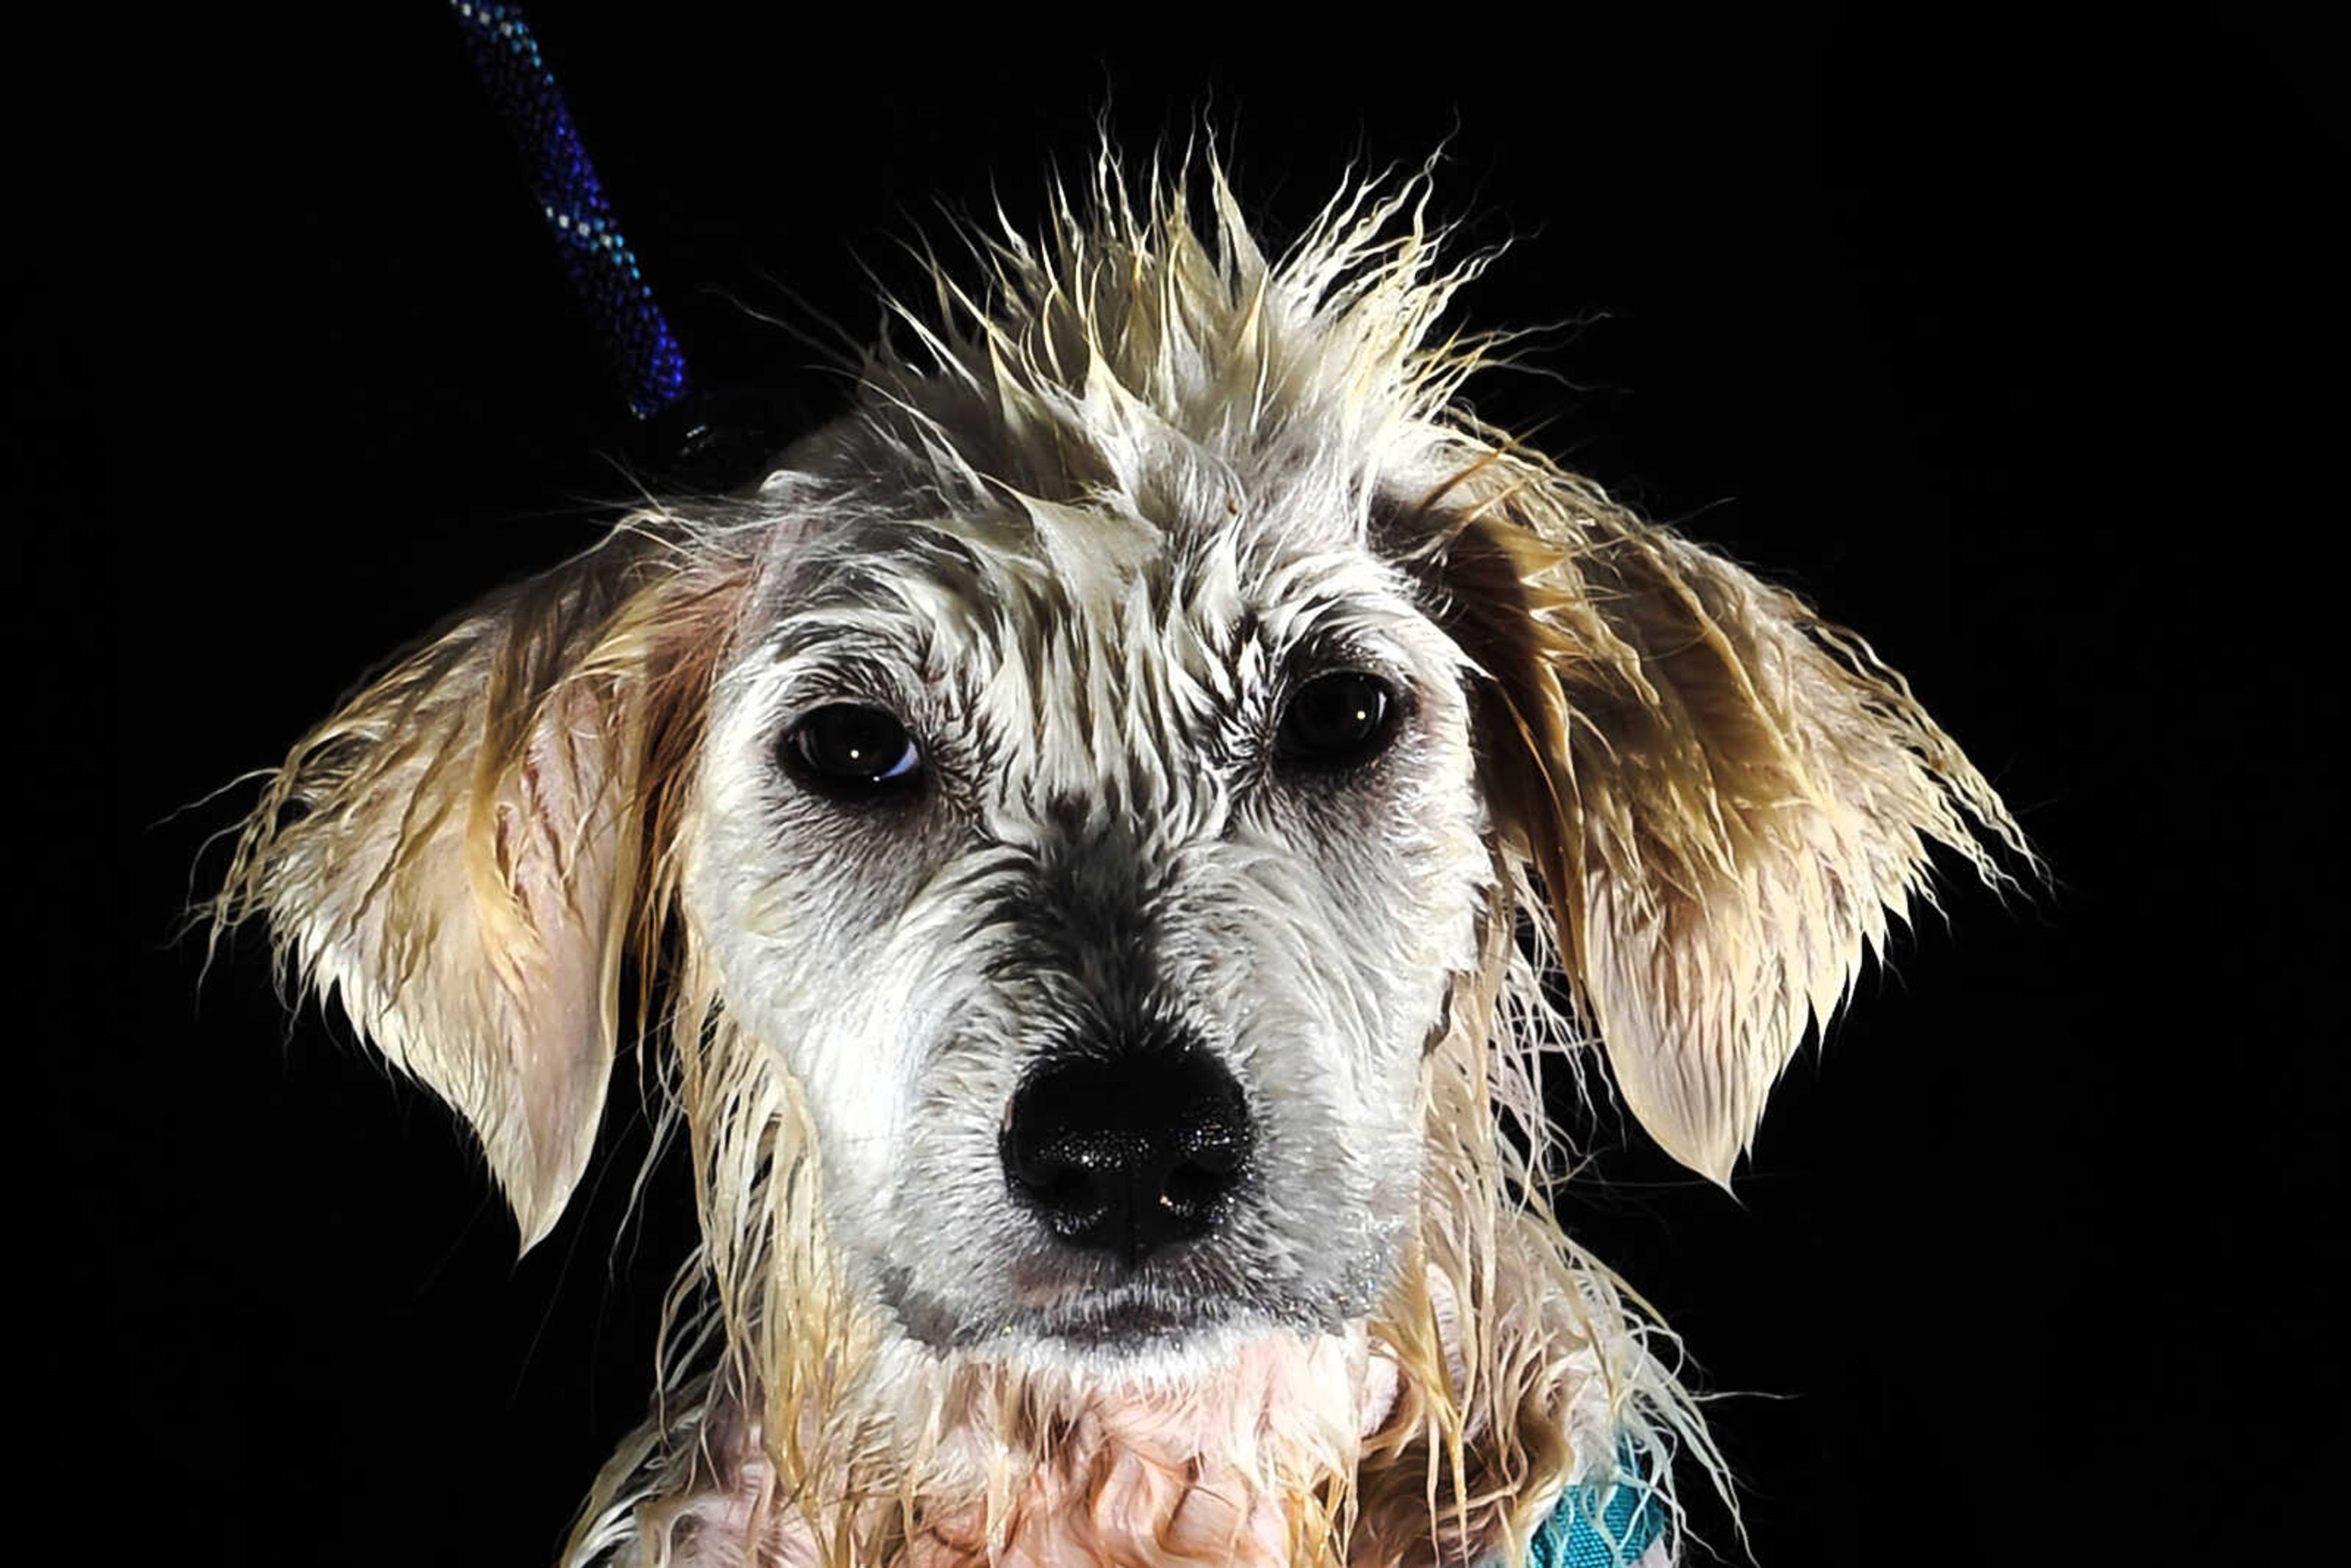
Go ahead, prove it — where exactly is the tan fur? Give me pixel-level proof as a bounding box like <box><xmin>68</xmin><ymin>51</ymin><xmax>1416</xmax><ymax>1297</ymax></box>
<box><xmin>1399</xmin><ymin>451</ymin><xmax>2033</xmax><ymax>1182</ymax></box>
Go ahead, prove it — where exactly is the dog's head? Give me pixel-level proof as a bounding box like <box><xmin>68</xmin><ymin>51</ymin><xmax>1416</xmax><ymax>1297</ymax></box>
<box><xmin>691</xmin><ymin>457</ymin><xmax>1489</xmax><ymax>1362</ymax></box>
<box><xmin>218</xmin><ymin>159</ymin><xmax>2024</xmax><ymax>1555</ymax></box>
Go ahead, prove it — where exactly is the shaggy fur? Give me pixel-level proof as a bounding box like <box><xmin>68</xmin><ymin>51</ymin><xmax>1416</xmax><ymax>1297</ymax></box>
<box><xmin>214</xmin><ymin>152</ymin><xmax>2028</xmax><ymax>1567</ymax></box>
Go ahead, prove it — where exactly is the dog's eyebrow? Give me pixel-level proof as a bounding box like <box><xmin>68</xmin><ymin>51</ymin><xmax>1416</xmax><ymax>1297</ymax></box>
<box><xmin>1250</xmin><ymin>574</ymin><xmax>1433</xmax><ymax>663</ymax></box>
<box><xmin>758</xmin><ymin>590</ymin><xmax>937</xmax><ymax>661</ymax></box>
<box><xmin>767</xmin><ymin>648</ymin><xmax>923</xmax><ymax>703</ymax></box>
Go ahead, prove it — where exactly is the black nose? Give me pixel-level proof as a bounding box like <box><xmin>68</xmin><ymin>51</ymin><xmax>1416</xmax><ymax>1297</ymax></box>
<box><xmin>1001</xmin><ymin>1046</ymin><xmax>1253</xmax><ymax>1265</ymax></box>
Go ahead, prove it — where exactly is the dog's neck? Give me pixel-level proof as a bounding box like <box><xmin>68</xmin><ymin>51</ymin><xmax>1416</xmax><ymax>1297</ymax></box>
<box><xmin>643</xmin><ymin>1327</ymin><xmax>1406</xmax><ymax>1568</ymax></box>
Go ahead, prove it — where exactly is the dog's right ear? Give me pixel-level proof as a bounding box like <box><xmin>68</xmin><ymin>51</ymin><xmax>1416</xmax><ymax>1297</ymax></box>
<box><xmin>214</xmin><ymin>528</ymin><xmax>743</xmax><ymax>1250</ymax></box>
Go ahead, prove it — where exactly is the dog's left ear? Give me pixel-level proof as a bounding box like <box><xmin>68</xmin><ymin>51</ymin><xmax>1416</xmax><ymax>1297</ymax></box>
<box><xmin>1422</xmin><ymin>462</ymin><xmax>2031</xmax><ymax>1182</ymax></box>
<box><xmin>215</xmin><ymin>531</ymin><xmax>738</xmax><ymax>1249</ymax></box>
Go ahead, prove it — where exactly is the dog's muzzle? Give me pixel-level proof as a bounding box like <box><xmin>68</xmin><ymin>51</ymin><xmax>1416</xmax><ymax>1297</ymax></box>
<box><xmin>1000</xmin><ymin>1043</ymin><xmax>1253</xmax><ymax>1266</ymax></box>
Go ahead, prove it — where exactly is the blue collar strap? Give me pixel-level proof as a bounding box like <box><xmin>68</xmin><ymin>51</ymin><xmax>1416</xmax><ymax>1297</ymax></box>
<box><xmin>1522</xmin><ymin>1441</ymin><xmax>1668</xmax><ymax>1567</ymax></box>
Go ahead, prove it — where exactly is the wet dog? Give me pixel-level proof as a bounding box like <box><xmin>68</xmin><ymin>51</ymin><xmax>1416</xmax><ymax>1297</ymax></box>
<box><xmin>216</xmin><ymin>158</ymin><xmax>2026</xmax><ymax>1566</ymax></box>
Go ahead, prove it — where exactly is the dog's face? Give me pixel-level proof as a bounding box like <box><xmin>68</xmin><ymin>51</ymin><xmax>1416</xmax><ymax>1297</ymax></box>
<box><xmin>691</xmin><ymin>487</ymin><xmax>1487</xmax><ymax>1365</ymax></box>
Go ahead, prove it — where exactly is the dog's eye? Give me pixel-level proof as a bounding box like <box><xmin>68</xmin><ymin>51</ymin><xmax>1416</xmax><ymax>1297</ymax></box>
<box><xmin>1276</xmin><ymin>672</ymin><xmax>1399</xmax><ymax>768</ymax></box>
<box><xmin>783</xmin><ymin>704</ymin><xmax>922</xmax><ymax>792</ymax></box>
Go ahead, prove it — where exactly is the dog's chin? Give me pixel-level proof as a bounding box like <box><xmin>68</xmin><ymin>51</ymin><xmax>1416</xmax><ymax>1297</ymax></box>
<box><xmin>883</xmin><ymin>1274</ymin><xmax>1350</xmax><ymax>1376</ymax></box>
<box><xmin>1000</xmin><ymin>1290</ymin><xmax>1289</xmax><ymax>1373</ymax></box>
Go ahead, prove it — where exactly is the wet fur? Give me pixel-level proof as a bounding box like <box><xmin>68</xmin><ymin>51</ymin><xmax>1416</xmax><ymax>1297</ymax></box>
<box><xmin>214</xmin><ymin>153</ymin><xmax>2027</xmax><ymax>1566</ymax></box>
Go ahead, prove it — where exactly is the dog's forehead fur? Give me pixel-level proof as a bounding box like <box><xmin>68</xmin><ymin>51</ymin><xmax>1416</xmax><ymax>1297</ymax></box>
<box><xmin>817</xmin><ymin>165</ymin><xmax>1470</xmax><ymax>526</ymax></box>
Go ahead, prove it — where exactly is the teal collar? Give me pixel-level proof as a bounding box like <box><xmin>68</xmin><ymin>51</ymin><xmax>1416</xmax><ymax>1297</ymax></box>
<box><xmin>1520</xmin><ymin>1442</ymin><xmax>1667</xmax><ymax>1567</ymax></box>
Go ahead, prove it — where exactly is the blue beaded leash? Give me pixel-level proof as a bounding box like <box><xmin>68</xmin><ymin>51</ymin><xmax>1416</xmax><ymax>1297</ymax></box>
<box><xmin>447</xmin><ymin>1</ymin><xmax>689</xmax><ymax>422</ymax></box>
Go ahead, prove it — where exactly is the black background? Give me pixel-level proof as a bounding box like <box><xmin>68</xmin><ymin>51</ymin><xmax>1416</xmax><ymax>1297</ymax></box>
<box><xmin>13</xmin><ymin>4</ymin><xmax>2341</xmax><ymax>1563</ymax></box>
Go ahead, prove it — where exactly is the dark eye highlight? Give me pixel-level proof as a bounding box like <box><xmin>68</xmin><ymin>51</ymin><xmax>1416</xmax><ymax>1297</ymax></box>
<box><xmin>782</xmin><ymin>704</ymin><xmax>922</xmax><ymax>795</ymax></box>
<box><xmin>1275</xmin><ymin>672</ymin><xmax>1400</xmax><ymax>769</ymax></box>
